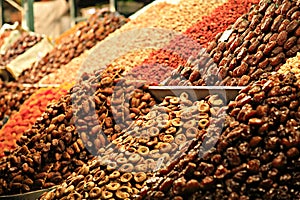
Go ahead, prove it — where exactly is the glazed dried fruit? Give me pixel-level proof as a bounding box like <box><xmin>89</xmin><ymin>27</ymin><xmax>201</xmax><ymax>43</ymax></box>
<box><xmin>0</xmin><ymin>81</ymin><xmax>38</xmax><ymax>129</ymax></box>
<box><xmin>40</xmin><ymin>90</ymin><xmax>226</xmax><ymax>200</ymax></box>
<box><xmin>0</xmin><ymin>92</ymin><xmax>94</xmax><ymax>195</ymax></box>
<box><xmin>0</xmin><ymin>84</ymin><xmax>71</xmax><ymax>157</ymax></box>
<box><xmin>165</xmin><ymin>0</ymin><xmax>300</xmax><ymax>86</ymax></box>
<box><xmin>141</xmin><ymin>72</ymin><xmax>300</xmax><ymax>199</ymax></box>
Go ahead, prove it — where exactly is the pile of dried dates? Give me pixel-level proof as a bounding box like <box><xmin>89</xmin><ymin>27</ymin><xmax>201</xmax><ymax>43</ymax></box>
<box><xmin>0</xmin><ymin>81</ymin><xmax>38</xmax><ymax>129</ymax></box>
<box><xmin>18</xmin><ymin>10</ymin><xmax>128</xmax><ymax>84</ymax></box>
<box><xmin>0</xmin><ymin>33</ymin><xmax>43</xmax><ymax>67</ymax></box>
<box><xmin>165</xmin><ymin>0</ymin><xmax>300</xmax><ymax>86</ymax></box>
<box><xmin>140</xmin><ymin>72</ymin><xmax>300</xmax><ymax>199</ymax></box>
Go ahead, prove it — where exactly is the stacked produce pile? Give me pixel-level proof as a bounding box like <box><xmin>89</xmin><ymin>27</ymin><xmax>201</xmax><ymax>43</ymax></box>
<box><xmin>141</xmin><ymin>72</ymin><xmax>300</xmax><ymax>199</ymax></box>
<box><xmin>124</xmin><ymin>0</ymin><xmax>260</xmax><ymax>84</ymax></box>
<box><xmin>140</xmin><ymin>0</ymin><xmax>260</xmax><ymax>71</ymax></box>
<box><xmin>18</xmin><ymin>10</ymin><xmax>128</xmax><ymax>84</ymax></box>
<box><xmin>0</xmin><ymin>93</ymin><xmax>93</xmax><ymax>195</ymax></box>
<box><xmin>0</xmin><ymin>62</ymin><xmax>155</xmax><ymax>195</ymax></box>
<box><xmin>40</xmin><ymin>88</ymin><xmax>227</xmax><ymax>200</ymax></box>
<box><xmin>165</xmin><ymin>0</ymin><xmax>300</xmax><ymax>86</ymax></box>
<box><xmin>185</xmin><ymin>0</ymin><xmax>260</xmax><ymax>47</ymax></box>
<box><xmin>38</xmin><ymin>0</ymin><xmax>224</xmax><ymax>85</ymax></box>
<box><xmin>121</xmin><ymin>0</ymin><xmax>225</xmax><ymax>32</ymax></box>
<box><xmin>0</xmin><ymin>81</ymin><xmax>38</xmax><ymax>129</ymax></box>
<box><xmin>0</xmin><ymin>84</ymin><xmax>72</xmax><ymax>158</ymax></box>
<box><xmin>0</xmin><ymin>33</ymin><xmax>43</xmax><ymax>67</ymax></box>
<box><xmin>70</xmin><ymin>69</ymin><xmax>158</xmax><ymax>149</ymax></box>
<box><xmin>279</xmin><ymin>52</ymin><xmax>300</xmax><ymax>82</ymax></box>
<box><xmin>38</xmin><ymin>51</ymin><xmax>89</xmax><ymax>85</ymax></box>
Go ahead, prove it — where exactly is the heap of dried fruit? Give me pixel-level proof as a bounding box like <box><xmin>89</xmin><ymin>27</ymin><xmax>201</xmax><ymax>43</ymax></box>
<box><xmin>122</xmin><ymin>0</ymin><xmax>224</xmax><ymax>32</ymax></box>
<box><xmin>166</xmin><ymin>0</ymin><xmax>300</xmax><ymax>86</ymax></box>
<box><xmin>141</xmin><ymin>72</ymin><xmax>300</xmax><ymax>199</ymax></box>
<box><xmin>0</xmin><ymin>85</ymin><xmax>71</xmax><ymax>158</ymax></box>
<box><xmin>18</xmin><ymin>10</ymin><xmax>128</xmax><ymax>84</ymax></box>
<box><xmin>0</xmin><ymin>61</ymin><xmax>158</xmax><ymax>195</ymax></box>
<box><xmin>0</xmin><ymin>81</ymin><xmax>38</xmax><ymax>129</ymax></box>
<box><xmin>0</xmin><ymin>93</ymin><xmax>94</xmax><ymax>195</ymax></box>
<box><xmin>278</xmin><ymin>52</ymin><xmax>300</xmax><ymax>83</ymax></box>
<box><xmin>40</xmin><ymin>89</ymin><xmax>227</xmax><ymax>199</ymax></box>
<box><xmin>185</xmin><ymin>0</ymin><xmax>260</xmax><ymax>47</ymax></box>
<box><xmin>0</xmin><ymin>33</ymin><xmax>43</xmax><ymax>67</ymax></box>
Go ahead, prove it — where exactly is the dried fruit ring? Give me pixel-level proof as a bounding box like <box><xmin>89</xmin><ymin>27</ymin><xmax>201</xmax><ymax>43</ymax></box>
<box><xmin>116</xmin><ymin>186</ymin><xmax>132</xmax><ymax>199</ymax></box>
<box><xmin>179</xmin><ymin>92</ymin><xmax>189</xmax><ymax>101</ymax></box>
<box><xmin>67</xmin><ymin>191</ymin><xmax>82</xmax><ymax>199</ymax></box>
<box><xmin>107</xmin><ymin>161</ymin><xmax>117</xmax><ymax>171</ymax></box>
<box><xmin>137</xmin><ymin>146</ymin><xmax>149</xmax><ymax>156</ymax></box>
<box><xmin>128</xmin><ymin>153</ymin><xmax>141</xmax><ymax>163</ymax></box>
<box><xmin>84</xmin><ymin>181</ymin><xmax>95</xmax><ymax>191</ymax></box>
<box><xmin>120</xmin><ymin>163</ymin><xmax>134</xmax><ymax>173</ymax></box>
<box><xmin>112</xmin><ymin>137</ymin><xmax>123</xmax><ymax>145</ymax></box>
<box><xmin>208</xmin><ymin>95</ymin><xmax>224</xmax><ymax>106</ymax></box>
<box><xmin>148</xmin><ymin>127</ymin><xmax>160</xmax><ymax>137</ymax></box>
<box><xmin>93</xmin><ymin>170</ymin><xmax>105</xmax><ymax>182</ymax></box>
<box><xmin>101</xmin><ymin>190</ymin><xmax>113</xmax><ymax>199</ymax></box>
<box><xmin>170</xmin><ymin>97</ymin><xmax>180</xmax><ymax>105</ymax></box>
<box><xmin>116</xmin><ymin>190</ymin><xmax>130</xmax><ymax>199</ymax></box>
<box><xmin>98</xmin><ymin>175</ymin><xmax>109</xmax><ymax>186</ymax></box>
<box><xmin>106</xmin><ymin>182</ymin><xmax>120</xmax><ymax>191</ymax></box>
<box><xmin>171</xmin><ymin>118</ymin><xmax>183</xmax><ymax>127</ymax></box>
<box><xmin>120</xmin><ymin>172</ymin><xmax>133</xmax><ymax>183</ymax></box>
<box><xmin>138</xmin><ymin>132</ymin><xmax>150</xmax><ymax>143</ymax></box>
<box><xmin>146</xmin><ymin>111</ymin><xmax>157</xmax><ymax>119</ymax></box>
<box><xmin>159</xmin><ymin>142</ymin><xmax>172</xmax><ymax>153</ymax></box>
<box><xmin>186</xmin><ymin>127</ymin><xmax>198</xmax><ymax>138</ymax></box>
<box><xmin>84</xmin><ymin>174</ymin><xmax>93</xmax><ymax>182</ymax></box>
<box><xmin>116</xmin><ymin>157</ymin><xmax>128</xmax><ymax>165</ymax></box>
<box><xmin>175</xmin><ymin>134</ymin><xmax>187</xmax><ymax>145</ymax></box>
<box><xmin>158</xmin><ymin>120</ymin><xmax>171</xmax><ymax>129</ymax></box>
<box><xmin>163</xmin><ymin>135</ymin><xmax>174</xmax><ymax>143</ymax></box>
<box><xmin>134</xmin><ymin>172</ymin><xmax>147</xmax><ymax>183</ymax></box>
<box><xmin>89</xmin><ymin>187</ymin><xmax>102</xmax><ymax>199</ymax></box>
<box><xmin>165</xmin><ymin>127</ymin><xmax>177</xmax><ymax>135</ymax></box>
<box><xmin>109</xmin><ymin>170</ymin><xmax>120</xmax><ymax>179</ymax></box>
<box><xmin>146</xmin><ymin>137</ymin><xmax>158</xmax><ymax>146</ymax></box>
<box><xmin>198</xmin><ymin>118</ymin><xmax>210</xmax><ymax>129</ymax></box>
<box><xmin>198</xmin><ymin>101</ymin><xmax>210</xmax><ymax>113</ymax></box>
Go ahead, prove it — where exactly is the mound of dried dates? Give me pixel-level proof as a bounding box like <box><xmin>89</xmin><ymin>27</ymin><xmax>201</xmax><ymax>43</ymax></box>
<box><xmin>140</xmin><ymin>72</ymin><xmax>300</xmax><ymax>199</ymax></box>
<box><xmin>0</xmin><ymin>81</ymin><xmax>38</xmax><ymax>129</ymax></box>
<box><xmin>0</xmin><ymin>33</ymin><xmax>43</xmax><ymax>67</ymax></box>
<box><xmin>0</xmin><ymin>93</ymin><xmax>95</xmax><ymax>195</ymax></box>
<box><xmin>165</xmin><ymin>0</ymin><xmax>300</xmax><ymax>86</ymax></box>
<box><xmin>0</xmin><ymin>62</ymin><xmax>159</xmax><ymax>195</ymax></box>
<box><xmin>40</xmin><ymin>89</ymin><xmax>227</xmax><ymax>200</ymax></box>
<box><xmin>18</xmin><ymin>10</ymin><xmax>128</xmax><ymax>84</ymax></box>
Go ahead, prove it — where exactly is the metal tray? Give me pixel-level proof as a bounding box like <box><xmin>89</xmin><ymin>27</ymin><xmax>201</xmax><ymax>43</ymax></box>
<box><xmin>148</xmin><ymin>86</ymin><xmax>245</xmax><ymax>102</ymax></box>
<box><xmin>0</xmin><ymin>187</ymin><xmax>56</xmax><ymax>200</ymax></box>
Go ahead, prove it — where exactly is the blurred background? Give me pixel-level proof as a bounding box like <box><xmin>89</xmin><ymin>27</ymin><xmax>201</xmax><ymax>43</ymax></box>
<box><xmin>1</xmin><ymin>0</ymin><xmax>154</xmax><ymax>37</ymax></box>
